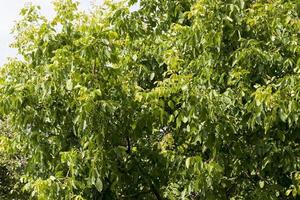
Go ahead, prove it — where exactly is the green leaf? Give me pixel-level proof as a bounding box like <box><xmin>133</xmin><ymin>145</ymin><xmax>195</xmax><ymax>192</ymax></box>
<box><xmin>286</xmin><ymin>189</ymin><xmax>292</xmax><ymax>196</ymax></box>
<box><xmin>259</xmin><ymin>180</ymin><xmax>264</xmax><ymax>188</ymax></box>
<box><xmin>182</xmin><ymin>116</ymin><xmax>188</xmax><ymax>123</ymax></box>
<box><xmin>95</xmin><ymin>178</ymin><xmax>103</xmax><ymax>192</ymax></box>
<box><xmin>150</xmin><ymin>72</ymin><xmax>155</xmax><ymax>81</ymax></box>
<box><xmin>66</xmin><ymin>79</ymin><xmax>73</xmax><ymax>91</ymax></box>
<box><xmin>279</xmin><ymin>109</ymin><xmax>288</xmax><ymax>122</ymax></box>
<box><xmin>186</xmin><ymin>157</ymin><xmax>191</xmax><ymax>169</ymax></box>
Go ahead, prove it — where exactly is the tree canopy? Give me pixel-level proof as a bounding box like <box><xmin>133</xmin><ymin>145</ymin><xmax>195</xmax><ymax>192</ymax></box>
<box><xmin>0</xmin><ymin>0</ymin><xmax>299</xmax><ymax>199</ymax></box>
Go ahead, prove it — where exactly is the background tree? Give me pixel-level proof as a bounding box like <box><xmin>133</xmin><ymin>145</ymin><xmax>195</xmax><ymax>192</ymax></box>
<box><xmin>0</xmin><ymin>0</ymin><xmax>299</xmax><ymax>199</ymax></box>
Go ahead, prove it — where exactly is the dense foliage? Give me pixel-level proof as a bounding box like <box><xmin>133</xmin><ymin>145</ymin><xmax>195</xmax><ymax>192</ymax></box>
<box><xmin>0</xmin><ymin>0</ymin><xmax>299</xmax><ymax>199</ymax></box>
<box><xmin>0</xmin><ymin>119</ymin><xmax>28</xmax><ymax>199</ymax></box>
